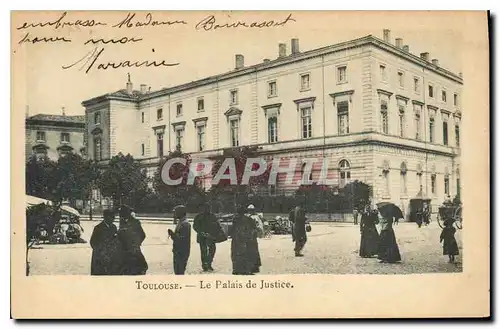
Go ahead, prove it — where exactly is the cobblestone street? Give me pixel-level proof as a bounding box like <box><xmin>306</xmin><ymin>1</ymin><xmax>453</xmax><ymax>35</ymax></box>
<box><xmin>28</xmin><ymin>221</ymin><xmax>463</xmax><ymax>275</ymax></box>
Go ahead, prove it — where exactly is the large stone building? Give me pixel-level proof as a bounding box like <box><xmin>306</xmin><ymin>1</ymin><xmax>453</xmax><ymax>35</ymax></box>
<box><xmin>25</xmin><ymin>113</ymin><xmax>86</xmax><ymax>160</ymax></box>
<box><xmin>82</xmin><ymin>30</ymin><xmax>462</xmax><ymax>212</ymax></box>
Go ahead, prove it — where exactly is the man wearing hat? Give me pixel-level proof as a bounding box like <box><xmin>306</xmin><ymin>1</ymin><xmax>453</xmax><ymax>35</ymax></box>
<box><xmin>193</xmin><ymin>203</ymin><xmax>225</xmax><ymax>272</ymax></box>
<box><xmin>117</xmin><ymin>205</ymin><xmax>148</xmax><ymax>275</ymax></box>
<box><xmin>90</xmin><ymin>209</ymin><xmax>122</xmax><ymax>275</ymax></box>
<box><xmin>168</xmin><ymin>205</ymin><xmax>191</xmax><ymax>275</ymax></box>
<box><xmin>245</xmin><ymin>204</ymin><xmax>262</xmax><ymax>274</ymax></box>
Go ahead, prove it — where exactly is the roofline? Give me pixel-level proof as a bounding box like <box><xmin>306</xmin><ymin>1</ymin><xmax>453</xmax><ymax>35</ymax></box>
<box><xmin>82</xmin><ymin>35</ymin><xmax>463</xmax><ymax>107</ymax></box>
<box><xmin>25</xmin><ymin>118</ymin><xmax>86</xmax><ymax>129</ymax></box>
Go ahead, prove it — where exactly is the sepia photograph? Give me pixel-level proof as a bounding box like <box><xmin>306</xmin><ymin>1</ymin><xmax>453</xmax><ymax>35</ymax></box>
<box><xmin>11</xmin><ymin>10</ymin><xmax>489</xmax><ymax>318</ymax></box>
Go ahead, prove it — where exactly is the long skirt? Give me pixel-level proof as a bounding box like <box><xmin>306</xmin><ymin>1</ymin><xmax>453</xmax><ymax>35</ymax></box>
<box><xmin>443</xmin><ymin>237</ymin><xmax>459</xmax><ymax>256</ymax></box>
<box><xmin>377</xmin><ymin>229</ymin><xmax>401</xmax><ymax>263</ymax></box>
<box><xmin>359</xmin><ymin>227</ymin><xmax>379</xmax><ymax>258</ymax></box>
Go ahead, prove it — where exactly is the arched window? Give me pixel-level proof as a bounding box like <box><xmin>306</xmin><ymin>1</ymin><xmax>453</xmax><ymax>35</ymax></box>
<box><xmin>338</xmin><ymin>159</ymin><xmax>351</xmax><ymax>188</ymax></box>
<box><xmin>400</xmin><ymin>162</ymin><xmax>408</xmax><ymax>196</ymax></box>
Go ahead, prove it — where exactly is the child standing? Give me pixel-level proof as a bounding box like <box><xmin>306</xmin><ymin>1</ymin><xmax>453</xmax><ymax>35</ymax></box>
<box><xmin>440</xmin><ymin>219</ymin><xmax>459</xmax><ymax>263</ymax></box>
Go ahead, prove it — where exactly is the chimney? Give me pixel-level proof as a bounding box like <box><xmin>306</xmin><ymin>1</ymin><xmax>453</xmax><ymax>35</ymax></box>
<box><xmin>140</xmin><ymin>84</ymin><xmax>147</xmax><ymax>94</ymax></box>
<box><xmin>420</xmin><ymin>52</ymin><xmax>430</xmax><ymax>61</ymax></box>
<box><xmin>278</xmin><ymin>43</ymin><xmax>287</xmax><ymax>58</ymax></box>
<box><xmin>431</xmin><ymin>59</ymin><xmax>439</xmax><ymax>66</ymax></box>
<box><xmin>395</xmin><ymin>38</ymin><xmax>403</xmax><ymax>48</ymax></box>
<box><xmin>235</xmin><ymin>54</ymin><xmax>244</xmax><ymax>69</ymax></box>
<box><xmin>383</xmin><ymin>29</ymin><xmax>391</xmax><ymax>43</ymax></box>
<box><xmin>62</xmin><ymin>106</ymin><xmax>66</xmax><ymax>116</ymax></box>
<box><xmin>263</xmin><ymin>58</ymin><xmax>270</xmax><ymax>63</ymax></box>
<box><xmin>402</xmin><ymin>45</ymin><xmax>409</xmax><ymax>52</ymax></box>
<box><xmin>291</xmin><ymin>38</ymin><xmax>300</xmax><ymax>55</ymax></box>
<box><xmin>126</xmin><ymin>73</ymin><xmax>133</xmax><ymax>94</ymax></box>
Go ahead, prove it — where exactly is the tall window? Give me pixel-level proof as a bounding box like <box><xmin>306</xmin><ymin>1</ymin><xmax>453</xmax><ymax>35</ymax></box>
<box><xmin>36</xmin><ymin>131</ymin><xmax>46</xmax><ymax>142</ymax></box>
<box><xmin>301</xmin><ymin>107</ymin><xmax>312</xmax><ymax>138</ymax></box>
<box><xmin>338</xmin><ymin>160</ymin><xmax>351</xmax><ymax>188</ymax></box>
<box><xmin>398</xmin><ymin>71</ymin><xmax>404</xmax><ymax>87</ymax></box>
<box><xmin>268</xmin><ymin>81</ymin><xmax>277</xmax><ymax>97</ymax></box>
<box><xmin>417</xmin><ymin>172</ymin><xmax>423</xmax><ymax>190</ymax></box>
<box><xmin>337</xmin><ymin>101</ymin><xmax>349</xmax><ymax>135</ymax></box>
<box><xmin>300</xmin><ymin>73</ymin><xmax>310</xmax><ymax>91</ymax></box>
<box><xmin>444</xmin><ymin>175</ymin><xmax>450</xmax><ymax>196</ymax></box>
<box><xmin>429</xmin><ymin>118</ymin><xmax>435</xmax><ymax>143</ymax></box>
<box><xmin>415</xmin><ymin>113</ymin><xmax>421</xmax><ymax>140</ymax></box>
<box><xmin>230</xmin><ymin>89</ymin><xmax>238</xmax><ymax>105</ymax></box>
<box><xmin>175</xmin><ymin>128</ymin><xmax>184</xmax><ymax>151</ymax></box>
<box><xmin>442</xmin><ymin>90</ymin><xmax>447</xmax><ymax>102</ymax></box>
<box><xmin>176</xmin><ymin>103</ymin><xmax>183</xmax><ymax>116</ymax></box>
<box><xmin>157</xmin><ymin>108</ymin><xmax>163</xmax><ymax>121</ymax></box>
<box><xmin>380</xmin><ymin>65</ymin><xmax>387</xmax><ymax>82</ymax></box>
<box><xmin>337</xmin><ymin>66</ymin><xmax>347</xmax><ymax>83</ymax></box>
<box><xmin>230</xmin><ymin>119</ymin><xmax>239</xmax><ymax>147</ymax></box>
<box><xmin>141</xmin><ymin>112</ymin><xmax>144</xmax><ymax>123</ymax></box>
<box><xmin>197</xmin><ymin>98</ymin><xmax>205</xmax><ymax>112</ymax></box>
<box><xmin>455</xmin><ymin>124</ymin><xmax>460</xmax><ymax>147</ymax></box>
<box><xmin>197</xmin><ymin>125</ymin><xmax>205</xmax><ymax>151</ymax></box>
<box><xmin>428</xmin><ymin>85</ymin><xmax>434</xmax><ymax>98</ymax></box>
<box><xmin>454</xmin><ymin>93</ymin><xmax>459</xmax><ymax>106</ymax></box>
<box><xmin>141</xmin><ymin>143</ymin><xmax>145</xmax><ymax>156</ymax></box>
<box><xmin>381</xmin><ymin>100</ymin><xmax>389</xmax><ymax>134</ymax></box>
<box><xmin>94</xmin><ymin>137</ymin><xmax>102</xmax><ymax>161</ymax></box>
<box><xmin>398</xmin><ymin>106</ymin><xmax>405</xmax><ymax>137</ymax></box>
<box><xmin>431</xmin><ymin>174</ymin><xmax>436</xmax><ymax>194</ymax></box>
<box><xmin>400</xmin><ymin>162</ymin><xmax>408</xmax><ymax>195</ymax></box>
<box><xmin>94</xmin><ymin>112</ymin><xmax>101</xmax><ymax>124</ymax></box>
<box><xmin>414</xmin><ymin>77</ymin><xmax>420</xmax><ymax>93</ymax></box>
<box><xmin>157</xmin><ymin>133</ymin><xmax>164</xmax><ymax>157</ymax></box>
<box><xmin>268</xmin><ymin>117</ymin><xmax>278</xmax><ymax>143</ymax></box>
<box><xmin>61</xmin><ymin>132</ymin><xmax>70</xmax><ymax>143</ymax></box>
<box><xmin>301</xmin><ymin>163</ymin><xmax>313</xmax><ymax>183</ymax></box>
<box><xmin>443</xmin><ymin>121</ymin><xmax>449</xmax><ymax>145</ymax></box>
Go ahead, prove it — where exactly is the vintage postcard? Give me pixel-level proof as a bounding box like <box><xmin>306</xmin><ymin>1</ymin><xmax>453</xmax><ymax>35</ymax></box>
<box><xmin>11</xmin><ymin>11</ymin><xmax>490</xmax><ymax>318</ymax></box>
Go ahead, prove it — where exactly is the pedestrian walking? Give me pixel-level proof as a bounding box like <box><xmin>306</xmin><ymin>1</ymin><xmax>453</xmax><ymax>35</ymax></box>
<box><xmin>353</xmin><ymin>208</ymin><xmax>359</xmax><ymax>225</ymax></box>
<box><xmin>168</xmin><ymin>205</ymin><xmax>191</xmax><ymax>275</ymax></box>
<box><xmin>440</xmin><ymin>219</ymin><xmax>459</xmax><ymax>263</ymax></box>
<box><xmin>289</xmin><ymin>205</ymin><xmax>307</xmax><ymax>257</ymax></box>
<box><xmin>193</xmin><ymin>204</ymin><xmax>226</xmax><ymax>272</ymax></box>
<box><xmin>117</xmin><ymin>205</ymin><xmax>148</xmax><ymax>275</ymax></box>
<box><xmin>231</xmin><ymin>205</ymin><xmax>258</xmax><ymax>275</ymax></box>
<box><xmin>245</xmin><ymin>204</ymin><xmax>262</xmax><ymax>273</ymax></box>
<box><xmin>90</xmin><ymin>209</ymin><xmax>122</xmax><ymax>275</ymax></box>
<box><xmin>377</xmin><ymin>214</ymin><xmax>401</xmax><ymax>263</ymax></box>
<box><xmin>359</xmin><ymin>207</ymin><xmax>379</xmax><ymax>258</ymax></box>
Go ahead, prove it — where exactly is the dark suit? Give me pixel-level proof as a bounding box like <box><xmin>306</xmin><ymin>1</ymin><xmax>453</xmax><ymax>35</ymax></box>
<box><xmin>90</xmin><ymin>221</ymin><xmax>122</xmax><ymax>275</ymax></box>
<box><xmin>193</xmin><ymin>212</ymin><xmax>218</xmax><ymax>270</ymax></box>
<box><xmin>171</xmin><ymin>219</ymin><xmax>191</xmax><ymax>275</ymax></box>
<box><xmin>118</xmin><ymin>219</ymin><xmax>148</xmax><ymax>275</ymax></box>
<box><xmin>289</xmin><ymin>206</ymin><xmax>307</xmax><ymax>254</ymax></box>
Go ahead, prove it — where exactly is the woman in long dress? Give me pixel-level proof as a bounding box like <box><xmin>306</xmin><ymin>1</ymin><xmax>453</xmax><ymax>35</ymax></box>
<box><xmin>359</xmin><ymin>208</ymin><xmax>380</xmax><ymax>258</ymax></box>
<box><xmin>377</xmin><ymin>214</ymin><xmax>401</xmax><ymax>263</ymax></box>
<box><xmin>118</xmin><ymin>207</ymin><xmax>148</xmax><ymax>275</ymax></box>
<box><xmin>231</xmin><ymin>206</ymin><xmax>256</xmax><ymax>275</ymax></box>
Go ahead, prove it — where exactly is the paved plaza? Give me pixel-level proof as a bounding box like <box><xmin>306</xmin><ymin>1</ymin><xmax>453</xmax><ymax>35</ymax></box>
<box><xmin>28</xmin><ymin>220</ymin><xmax>463</xmax><ymax>275</ymax></box>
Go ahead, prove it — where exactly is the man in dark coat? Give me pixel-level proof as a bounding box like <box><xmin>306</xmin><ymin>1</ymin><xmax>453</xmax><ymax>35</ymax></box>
<box><xmin>90</xmin><ymin>209</ymin><xmax>122</xmax><ymax>275</ymax></box>
<box><xmin>245</xmin><ymin>204</ymin><xmax>262</xmax><ymax>273</ymax></box>
<box><xmin>289</xmin><ymin>205</ymin><xmax>307</xmax><ymax>257</ymax></box>
<box><xmin>193</xmin><ymin>204</ymin><xmax>224</xmax><ymax>272</ymax></box>
<box><xmin>117</xmin><ymin>205</ymin><xmax>148</xmax><ymax>275</ymax></box>
<box><xmin>168</xmin><ymin>205</ymin><xmax>191</xmax><ymax>275</ymax></box>
<box><xmin>231</xmin><ymin>205</ymin><xmax>256</xmax><ymax>275</ymax></box>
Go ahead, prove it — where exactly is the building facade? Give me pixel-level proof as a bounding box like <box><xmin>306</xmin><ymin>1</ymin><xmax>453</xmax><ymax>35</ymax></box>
<box><xmin>25</xmin><ymin>114</ymin><xmax>86</xmax><ymax>160</ymax></box>
<box><xmin>82</xmin><ymin>30</ymin><xmax>462</xmax><ymax>212</ymax></box>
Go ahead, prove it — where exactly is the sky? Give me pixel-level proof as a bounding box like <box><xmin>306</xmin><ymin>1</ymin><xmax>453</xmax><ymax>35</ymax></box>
<box><xmin>12</xmin><ymin>11</ymin><xmax>466</xmax><ymax>117</ymax></box>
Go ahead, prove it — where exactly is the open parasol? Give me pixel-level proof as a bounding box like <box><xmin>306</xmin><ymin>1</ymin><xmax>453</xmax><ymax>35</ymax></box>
<box><xmin>376</xmin><ymin>202</ymin><xmax>404</xmax><ymax>220</ymax></box>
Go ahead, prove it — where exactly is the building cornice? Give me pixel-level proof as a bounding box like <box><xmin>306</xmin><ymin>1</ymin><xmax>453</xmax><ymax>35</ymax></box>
<box><xmin>261</xmin><ymin>103</ymin><xmax>282</xmax><ymax>110</ymax></box>
<box><xmin>171</xmin><ymin>121</ymin><xmax>187</xmax><ymax>128</ymax></box>
<box><xmin>412</xmin><ymin>100</ymin><xmax>425</xmax><ymax>106</ymax></box>
<box><xmin>26</xmin><ymin>119</ymin><xmax>85</xmax><ymax>129</ymax></box>
<box><xmin>427</xmin><ymin>104</ymin><xmax>439</xmax><ymax>111</ymax></box>
<box><xmin>377</xmin><ymin>89</ymin><xmax>393</xmax><ymax>97</ymax></box>
<box><xmin>192</xmin><ymin>117</ymin><xmax>208</xmax><ymax>124</ymax></box>
<box><xmin>395</xmin><ymin>94</ymin><xmax>410</xmax><ymax>102</ymax></box>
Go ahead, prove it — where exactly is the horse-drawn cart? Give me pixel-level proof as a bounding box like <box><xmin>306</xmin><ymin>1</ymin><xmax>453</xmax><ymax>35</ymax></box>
<box><xmin>437</xmin><ymin>202</ymin><xmax>463</xmax><ymax>229</ymax></box>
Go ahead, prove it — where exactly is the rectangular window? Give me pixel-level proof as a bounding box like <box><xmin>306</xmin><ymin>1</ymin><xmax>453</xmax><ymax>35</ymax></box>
<box><xmin>442</xmin><ymin>90</ymin><xmax>447</xmax><ymax>102</ymax></box>
<box><xmin>157</xmin><ymin>108</ymin><xmax>163</xmax><ymax>121</ymax></box>
<box><xmin>415</xmin><ymin>115</ymin><xmax>421</xmax><ymax>140</ymax></box>
<box><xmin>381</xmin><ymin>101</ymin><xmax>388</xmax><ymax>134</ymax></box>
<box><xmin>337</xmin><ymin>66</ymin><xmax>347</xmax><ymax>83</ymax></box>
<box><xmin>398</xmin><ymin>71</ymin><xmax>404</xmax><ymax>87</ymax></box>
<box><xmin>157</xmin><ymin>133</ymin><xmax>164</xmax><ymax>157</ymax></box>
<box><xmin>197</xmin><ymin>125</ymin><xmax>206</xmax><ymax>151</ymax></box>
<box><xmin>94</xmin><ymin>112</ymin><xmax>101</xmax><ymax>125</ymax></box>
<box><xmin>428</xmin><ymin>85</ymin><xmax>434</xmax><ymax>98</ymax></box>
<box><xmin>444</xmin><ymin>176</ymin><xmax>450</xmax><ymax>196</ymax></box>
<box><xmin>36</xmin><ymin>131</ymin><xmax>46</xmax><ymax>142</ymax></box>
<box><xmin>429</xmin><ymin>119</ymin><xmax>435</xmax><ymax>143</ymax></box>
<box><xmin>230</xmin><ymin>90</ymin><xmax>238</xmax><ymax>105</ymax></box>
<box><xmin>454</xmin><ymin>93</ymin><xmax>459</xmax><ymax>106</ymax></box>
<box><xmin>61</xmin><ymin>132</ymin><xmax>70</xmax><ymax>143</ymax></box>
<box><xmin>457</xmin><ymin>178</ymin><xmax>461</xmax><ymax>197</ymax></box>
<box><xmin>176</xmin><ymin>103</ymin><xmax>183</xmax><ymax>116</ymax></box>
<box><xmin>443</xmin><ymin>121</ymin><xmax>449</xmax><ymax>145</ymax></box>
<box><xmin>268</xmin><ymin>117</ymin><xmax>278</xmax><ymax>143</ymax></box>
<box><xmin>141</xmin><ymin>112</ymin><xmax>144</xmax><ymax>123</ymax></box>
<box><xmin>414</xmin><ymin>77</ymin><xmax>420</xmax><ymax>93</ymax></box>
<box><xmin>398</xmin><ymin>111</ymin><xmax>405</xmax><ymax>137</ymax></box>
<box><xmin>268</xmin><ymin>81</ymin><xmax>277</xmax><ymax>97</ymax></box>
<box><xmin>230</xmin><ymin>119</ymin><xmax>239</xmax><ymax>147</ymax></box>
<box><xmin>141</xmin><ymin>143</ymin><xmax>145</xmax><ymax>156</ymax></box>
<box><xmin>175</xmin><ymin>128</ymin><xmax>184</xmax><ymax>151</ymax></box>
<box><xmin>380</xmin><ymin>65</ymin><xmax>387</xmax><ymax>82</ymax></box>
<box><xmin>337</xmin><ymin>101</ymin><xmax>349</xmax><ymax>135</ymax></box>
<box><xmin>197</xmin><ymin>98</ymin><xmax>205</xmax><ymax>112</ymax></box>
<box><xmin>431</xmin><ymin>174</ymin><xmax>436</xmax><ymax>194</ymax></box>
<box><xmin>301</xmin><ymin>107</ymin><xmax>312</xmax><ymax>138</ymax></box>
<box><xmin>94</xmin><ymin>137</ymin><xmax>102</xmax><ymax>161</ymax></box>
<box><xmin>455</xmin><ymin>124</ymin><xmax>460</xmax><ymax>147</ymax></box>
<box><xmin>300</xmin><ymin>73</ymin><xmax>310</xmax><ymax>91</ymax></box>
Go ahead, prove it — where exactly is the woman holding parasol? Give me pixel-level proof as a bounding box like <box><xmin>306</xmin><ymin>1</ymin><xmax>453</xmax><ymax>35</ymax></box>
<box><xmin>376</xmin><ymin>202</ymin><xmax>402</xmax><ymax>263</ymax></box>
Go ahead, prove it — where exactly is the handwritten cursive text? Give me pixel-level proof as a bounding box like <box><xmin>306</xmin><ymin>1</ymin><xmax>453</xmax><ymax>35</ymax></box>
<box><xmin>61</xmin><ymin>47</ymin><xmax>180</xmax><ymax>74</ymax></box>
<box><xmin>195</xmin><ymin>13</ymin><xmax>296</xmax><ymax>31</ymax></box>
<box><xmin>112</xmin><ymin>12</ymin><xmax>188</xmax><ymax>28</ymax></box>
<box><xmin>16</xmin><ymin>12</ymin><xmax>106</xmax><ymax>30</ymax></box>
<box><xmin>18</xmin><ymin>32</ymin><xmax>71</xmax><ymax>45</ymax></box>
<box><xmin>84</xmin><ymin>36</ymin><xmax>143</xmax><ymax>45</ymax></box>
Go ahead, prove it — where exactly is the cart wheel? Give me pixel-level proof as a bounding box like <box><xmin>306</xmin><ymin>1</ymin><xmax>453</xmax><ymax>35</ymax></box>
<box><xmin>437</xmin><ymin>212</ymin><xmax>446</xmax><ymax>229</ymax></box>
<box><xmin>454</xmin><ymin>206</ymin><xmax>463</xmax><ymax>230</ymax></box>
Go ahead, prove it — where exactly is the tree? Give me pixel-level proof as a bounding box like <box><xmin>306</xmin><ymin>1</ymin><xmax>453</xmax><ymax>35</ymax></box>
<box><xmin>97</xmin><ymin>153</ymin><xmax>150</xmax><ymax>208</ymax></box>
<box><xmin>25</xmin><ymin>154</ymin><xmax>57</xmax><ymax>200</ymax></box>
<box><xmin>341</xmin><ymin>180</ymin><xmax>372</xmax><ymax>211</ymax></box>
<box><xmin>26</xmin><ymin>203</ymin><xmax>52</xmax><ymax>275</ymax></box>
